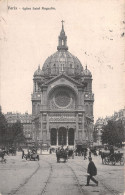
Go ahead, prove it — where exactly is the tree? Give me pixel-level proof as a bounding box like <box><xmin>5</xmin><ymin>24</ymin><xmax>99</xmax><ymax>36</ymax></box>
<box><xmin>101</xmin><ymin>120</ymin><xmax>124</xmax><ymax>146</ymax></box>
<box><xmin>93</xmin><ymin>128</ymin><xmax>98</xmax><ymax>142</ymax></box>
<box><xmin>0</xmin><ymin>111</ymin><xmax>8</xmax><ymax>145</ymax></box>
<box><xmin>7</xmin><ymin>121</ymin><xmax>25</xmax><ymax>146</ymax></box>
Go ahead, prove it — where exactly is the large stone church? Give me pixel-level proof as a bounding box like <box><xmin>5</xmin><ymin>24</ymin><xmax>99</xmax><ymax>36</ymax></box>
<box><xmin>31</xmin><ymin>22</ymin><xmax>94</xmax><ymax>148</ymax></box>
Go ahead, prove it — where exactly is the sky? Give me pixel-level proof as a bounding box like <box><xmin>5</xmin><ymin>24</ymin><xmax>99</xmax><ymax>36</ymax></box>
<box><xmin>0</xmin><ymin>0</ymin><xmax>125</xmax><ymax>122</ymax></box>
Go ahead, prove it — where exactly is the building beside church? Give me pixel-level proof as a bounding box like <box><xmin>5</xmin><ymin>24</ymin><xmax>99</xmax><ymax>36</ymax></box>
<box><xmin>5</xmin><ymin>112</ymin><xmax>32</xmax><ymax>140</ymax></box>
<box><xmin>94</xmin><ymin>107</ymin><xmax>125</xmax><ymax>145</ymax></box>
<box><xmin>31</xmin><ymin>22</ymin><xmax>94</xmax><ymax>147</ymax></box>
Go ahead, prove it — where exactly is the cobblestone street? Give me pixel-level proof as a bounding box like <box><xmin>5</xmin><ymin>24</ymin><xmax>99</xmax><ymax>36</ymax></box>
<box><xmin>0</xmin><ymin>151</ymin><xmax>124</xmax><ymax>195</ymax></box>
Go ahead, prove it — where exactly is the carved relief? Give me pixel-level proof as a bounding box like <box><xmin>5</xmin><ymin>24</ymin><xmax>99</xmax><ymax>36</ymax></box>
<box><xmin>49</xmin><ymin>113</ymin><xmax>76</xmax><ymax>122</ymax></box>
<box><xmin>49</xmin><ymin>123</ymin><xmax>75</xmax><ymax>129</ymax></box>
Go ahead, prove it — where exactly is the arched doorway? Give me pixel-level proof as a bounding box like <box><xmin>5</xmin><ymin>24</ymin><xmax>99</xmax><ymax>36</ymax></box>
<box><xmin>58</xmin><ymin>127</ymin><xmax>67</xmax><ymax>145</ymax></box>
<box><xmin>68</xmin><ymin>128</ymin><xmax>74</xmax><ymax>145</ymax></box>
<box><xmin>51</xmin><ymin>128</ymin><xmax>57</xmax><ymax>145</ymax></box>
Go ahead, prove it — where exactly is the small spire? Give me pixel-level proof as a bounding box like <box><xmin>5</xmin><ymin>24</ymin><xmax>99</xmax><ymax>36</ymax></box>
<box><xmin>38</xmin><ymin>65</ymin><xmax>40</xmax><ymax>70</ymax></box>
<box><xmin>86</xmin><ymin>65</ymin><xmax>87</xmax><ymax>70</ymax></box>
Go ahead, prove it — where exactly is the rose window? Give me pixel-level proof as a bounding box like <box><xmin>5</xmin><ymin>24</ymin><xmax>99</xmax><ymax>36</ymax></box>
<box><xmin>55</xmin><ymin>91</ymin><xmax>70</xmax><ymax>107</ymax></box>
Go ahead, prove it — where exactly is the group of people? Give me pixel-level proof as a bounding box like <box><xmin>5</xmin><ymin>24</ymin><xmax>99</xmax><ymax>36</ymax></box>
<box><xmin>21</xmin><ymin>145</ymin><xmax>99</xmax><ymax>187</ymax></box>
<box><xmin>22</xmin><ymin>146</ymin><xmax>37</xmax><ymax>159</ymax></box>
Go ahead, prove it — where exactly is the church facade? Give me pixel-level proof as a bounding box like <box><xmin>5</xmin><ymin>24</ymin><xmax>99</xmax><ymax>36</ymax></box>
<box><xmin>31</xmin><ymin>22</ymin><xmax>94</xmax><ymax>147</ymax></box>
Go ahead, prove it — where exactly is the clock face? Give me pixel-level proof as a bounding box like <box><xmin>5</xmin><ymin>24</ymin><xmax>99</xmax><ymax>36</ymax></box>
<box><xmin>55</xmin><ymin>91</ymin><xmax>71</xmax><ymax>107</ymax></box>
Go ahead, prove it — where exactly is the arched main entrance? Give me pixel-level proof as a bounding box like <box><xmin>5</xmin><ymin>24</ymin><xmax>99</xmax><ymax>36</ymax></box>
<box><xmin>58</xmin><ymin>127</ymin><xmax>67</xmax><ymax>145</ymax></box>
<box><xmin>50</xmin><ymin>127</ymin><xmax>75</xmax><ymax>146</ymax></box>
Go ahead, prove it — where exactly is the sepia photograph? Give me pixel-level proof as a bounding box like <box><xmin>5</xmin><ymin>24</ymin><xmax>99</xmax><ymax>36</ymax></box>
<box><xmin>0</xmin><ymin>0</ymin><xmax>125</xmax><ymax>194</ymax></box>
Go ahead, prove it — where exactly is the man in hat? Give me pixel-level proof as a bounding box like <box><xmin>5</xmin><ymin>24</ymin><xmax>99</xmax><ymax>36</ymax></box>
<box><xmin>85</xmin><ymin>157</ymin><xmax>98</xmax><ymax>186</ymax></box>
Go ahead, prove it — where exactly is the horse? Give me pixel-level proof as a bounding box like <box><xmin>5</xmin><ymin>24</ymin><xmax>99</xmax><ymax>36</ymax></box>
<box><xmin>8</xmin><ymin>147</ymin><xmax>16</xmax><ymax>156</ymax></box>
<box><xmin>68</xmin><ymin>149</ymin><xmax>74</xmax><ymax>159</ymax></box>
<box><xmin>101</xmin><ymin>152</ymin><xmax>110</xmax><ymax>164</ymax></box>
<box><xmin>0</xmin><ymin>150</ymin><xmax>7</xmax><ymax>160</ymax></box>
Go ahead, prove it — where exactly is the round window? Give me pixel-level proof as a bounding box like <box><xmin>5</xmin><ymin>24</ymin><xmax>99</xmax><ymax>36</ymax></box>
<box><xmin>55</xmin><ymin>91</ymin><xmax>70</xmax><ymax>107</ymax></box>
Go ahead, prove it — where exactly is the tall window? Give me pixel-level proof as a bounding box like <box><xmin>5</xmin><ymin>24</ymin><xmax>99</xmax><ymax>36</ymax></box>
<box><xmin>35</xmin><ymin>82</ymin><xmax>36</xmax><ymax>92</ymax></box>
<box><xmin>37</xmin><ymin>104</ymin><xmax>40</xmax><ymax>113</ymax></box>
<box><xmin>85</xmin><ymin>104</ymin><xmax>88</xmax><ymax>114</ymax></box>
<box><xmin>62</xmin><ymin>40</ymin><xmax>64</xmax><ymax>45</ymax></box>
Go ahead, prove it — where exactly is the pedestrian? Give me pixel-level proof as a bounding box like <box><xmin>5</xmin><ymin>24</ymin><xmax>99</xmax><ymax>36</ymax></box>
<box><xmin>89</xmin><ymin>150</ymin><xmax>91</xmax><ymax>158</ymax></box>
<box><xmin>84</xmin><ymin>150</ymin><xmax>87</xmax><ymax>160</ymax></box>
<box><xmin>85</xmin><ymin>157</ymin><xmax>98</xmax><ymax>186</ymax></box>
<box><xmin>109</xmin><ymin>146</ymin><xmax>114</xmax><ymax>155</ymax></box>
<box><xmin>22</xmin><ymin>149</ymin><xmax>24</xmax><ymax>159</ymax></box>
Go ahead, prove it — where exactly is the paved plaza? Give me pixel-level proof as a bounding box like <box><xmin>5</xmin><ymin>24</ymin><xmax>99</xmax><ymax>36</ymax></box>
<box><xmin>0</xmin><ymin>150</ymin><xmax>124</xmax><ymax>195</ymax></box>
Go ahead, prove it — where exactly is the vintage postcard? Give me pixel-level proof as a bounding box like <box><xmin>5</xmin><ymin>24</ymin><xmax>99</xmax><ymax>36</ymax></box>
<box><xmin>0</xmin><ymin>0</ymin><xmax>125</xmax><ymax>194</ymax></box>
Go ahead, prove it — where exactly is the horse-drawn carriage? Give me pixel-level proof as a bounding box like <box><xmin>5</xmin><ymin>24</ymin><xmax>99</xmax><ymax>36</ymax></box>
<box><xmin>75</xmin><ymin>144</ymin><xmax>87</xmax><ymax>156</ymax></box>
<box><xmin>22</xmin><ymin>149</ymin><xmax>39</xmax><ymax>161</ymax></box>
<box><xmin>27</xmin><ymin>152</ymin><xmax>39</xmax><ymax>161</ymax></box>
<box><xmin>8</xmin><ymin>147</ymin><xmax>16</xmax><ymax>156</ymax></box>
<box><xmin>101</xmin><ymin>152</ymin><xmax>124</xmax><ymax>165</ymax></box>
<box><xmin>56</xmin><ymin>148</ymin><xmax>68</xmax><ymax>163</ymax></box>
<box><xmin>67</xmin><ymin>149</ymin><xmax>74</xmax><ymax>159</ymax></box>
<box><xmin>75</xmin><ymin>145</ymin><xmax>84</xmax><ymax>156</ymax></box>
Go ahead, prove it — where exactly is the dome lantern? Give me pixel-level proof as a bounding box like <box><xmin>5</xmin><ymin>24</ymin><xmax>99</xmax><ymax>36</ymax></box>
<box><xmin>57</xmin><ymin>20</ymin><xmax>68</xmax><ymax>51</ymax></box>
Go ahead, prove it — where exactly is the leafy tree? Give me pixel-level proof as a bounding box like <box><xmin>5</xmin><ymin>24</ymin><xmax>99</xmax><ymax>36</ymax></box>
<box><xmin>101</xmin><ymin>120</ymin><xmax>124</xmax><ymax>146</ymax></box>
<box><xmin>0</xmin><ymin>111</ymin><xmax>8</xmax><ymax>145</ymax></box>
<box><xmin>7</xmin><ymin>121</ymin><xmax>25</xmax><ymax>145</ymax></box>
<box><xmin>93</xmin><ymin>128</ymin><xmax>98</xmax><ymax>142</ymax></box>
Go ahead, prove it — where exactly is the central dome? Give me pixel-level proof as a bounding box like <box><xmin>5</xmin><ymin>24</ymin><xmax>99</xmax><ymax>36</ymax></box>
<box><xmin>42</xmin><ymin>50</ymin><xmax>83</xmax><ymax>76</ymax></box>
<box><xmin>42</xmin><ymin>22</ymin><xmax>83</xmax><ymax>77</ymax></box>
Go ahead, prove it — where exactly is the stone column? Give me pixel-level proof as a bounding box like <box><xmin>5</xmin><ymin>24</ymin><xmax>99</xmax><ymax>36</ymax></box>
<box><xmin>75</xmin><ymin>113</ymin><xmax>78</xmax><ymax>141</ymax></box>
<box><xmin>78</xmin><ymin>89</ymin><xmax>81</xmax><ymax>107</ymax></box>
<box><xmin>82</xmin><ymin>113</ymin><xmax>85</xmax><ymax>141</ymax></box>
<box><xmin>40</xmin><ymin>114</ymin><xmax>43</xmax><ymax>141</ymax></box>
<box><xmin>41</xmin><ymin>90</ymin><xmax>43</xmax><ymax>104</ymax></box>
<box><xmin>66</xmin><ymin>128</ymin><xmax>68</xmax><ymax>146</ymax></box>
<box><xmin>47</xmin><ymin>113</ymin><xmax>50</xmax><ymax>142</ymax></box>
<box><xmin>73</xmin><ymin>128</ymin><xmax>75</xmax><ymax>146</ymax></box>
<box><xmin>57</xmin><ymin>128</ymin><xmax>58</xmax><ymax>146</ymax></box>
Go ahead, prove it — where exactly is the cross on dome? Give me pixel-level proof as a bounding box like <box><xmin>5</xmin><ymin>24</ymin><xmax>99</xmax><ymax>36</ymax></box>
<box><xmin>61</xmin><ymin>20</ymin><xmax>64</xmax><ymax>25</ymax></box>
<box><xmin>61</xmin><ymin>20</ymin><xmax>64</xmax><ymax>29</ymax></box>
